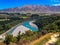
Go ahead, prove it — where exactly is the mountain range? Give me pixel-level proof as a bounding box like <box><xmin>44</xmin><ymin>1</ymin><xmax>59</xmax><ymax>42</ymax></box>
<box><xmin>0</xmin><ymin>5</ymin><xmax>60</xmax><ymax>13</ymax></box>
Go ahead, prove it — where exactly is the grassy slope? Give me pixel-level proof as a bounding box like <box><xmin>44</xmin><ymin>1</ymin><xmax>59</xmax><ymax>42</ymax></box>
<box><xmin>29</xmin><ymin>33</ymin><xmax>52</xmax><ymax>45</ymax></box>
<box><xmin>55</xmin><ymin>33</ymin><xmax>60</xmax><ymax>45</ymax></box>
<box><xmin>55</xmin><ymin>38</ymin><xmax>60</xmax><ymax>45</ymax></box>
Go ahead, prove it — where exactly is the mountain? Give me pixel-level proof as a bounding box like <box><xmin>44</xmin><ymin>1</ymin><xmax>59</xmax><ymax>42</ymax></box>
<box><xmin>0</xmin><ymin>5</ymin><xmax>60</xmax><ymax>13</ymax></box>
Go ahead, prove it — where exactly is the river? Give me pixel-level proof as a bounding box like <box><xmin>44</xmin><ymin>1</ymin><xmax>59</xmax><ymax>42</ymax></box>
<box><xmin>0</xmin><ymin>20</ymin><xmax>38</xmax><ymax>37</ymax></box>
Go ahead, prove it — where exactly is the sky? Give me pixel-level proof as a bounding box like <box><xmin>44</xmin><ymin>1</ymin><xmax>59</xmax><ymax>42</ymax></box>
<box><xmin>0</xmin><ymin>0</ymin><xmax>60</xmax><ymax>9</ymax></box>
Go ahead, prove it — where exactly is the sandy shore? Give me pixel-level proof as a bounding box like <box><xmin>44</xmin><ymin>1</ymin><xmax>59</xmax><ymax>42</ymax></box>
<box><xmin>12</xmin><ymin>25</ymin><xmax>30</xmax><ymax>36</ymax></box>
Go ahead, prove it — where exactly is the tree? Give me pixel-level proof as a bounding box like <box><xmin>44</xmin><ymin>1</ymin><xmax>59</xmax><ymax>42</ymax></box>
<box><xmin>16</xmin><ymin>31</ymin><xmax>21</xmax><ymax>41</ymax></box>
<box><xmin>4</xmin><ymin>35</ymin><xmax>13</xmax><ymax>45</ymax></box>
<box><xmin>4</xmin><ymin>34</ymin><xmax>17</xmax><ymax>45</ymax></box>
<box><xmin>41</xmin><ymin>30</ymin><xmax>47</xmax><ymax>35</ymax></box>
<box><xmin>43</xmin><ymin>23</ymin><xmax>58</xmax><ymax>32</ymax></box>
<box><xmin>0</xmin><ymin>26</ymin><xmax>3</xmax><ymax>30</ymax></box>
<box><xmin>25</xmin><ymin>30</ymin><xmax>33</xmax><ymax>36</ymax></box>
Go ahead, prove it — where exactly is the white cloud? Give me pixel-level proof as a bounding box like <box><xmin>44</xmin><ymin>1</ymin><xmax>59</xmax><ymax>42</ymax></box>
<box><xmin>51</xmin><ymin>0</ymin><xmax>60</xmax><ymax>2</ymax></box>
<box><xmin>53</xmin><ymin>4</ymin><xmax>60</xmax><ymax>6</ymax></box>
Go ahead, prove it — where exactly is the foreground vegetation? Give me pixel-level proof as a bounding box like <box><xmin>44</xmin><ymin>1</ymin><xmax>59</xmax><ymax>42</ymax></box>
<box><xmin>30</xmin><ymin>33</ymin><xmax>52</xmax><ymax>45</ymax></box>
<box><xmin>35</xmin><ymin>35</ymin><xmax>51</xmax><ymax>45</ymax></box>
<box><xmin>55</xmin><ymin>37</ymin><xmax>60</xmax><ymax>45</ymax></box>
<box><xmin>0</xmin><ymin>13</ymin><xmax>60</xmax><ymax>45</ymax></box>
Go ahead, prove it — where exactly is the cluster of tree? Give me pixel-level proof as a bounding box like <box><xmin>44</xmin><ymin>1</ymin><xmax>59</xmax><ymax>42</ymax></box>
<box><xmin>4</xmin><ymin>30</ymin><xmax>42</xmax><ymax>45</ymax></box>
<box><xmin>0</xmin><ymin>20</ymin><xmax>22</xmax><ymax>34</ymax></box>
<box><xmin>30</xmin><ymin>14</ymin><xmax>39</xmax><ymax>19</ymax></box>
<box><xmin>43</xmin><ymin>20</ymin><xmax>60</xmax><ymax>33</ymax></box>
<box><xmin>34</xmin><ymin>16</ymin><xmax>60</xmax><ymax>30</ymax></box>
<box><xmin>34</xmin><ymin>16</ymin><xmax>60</xmax><ymax>35</ymax></box>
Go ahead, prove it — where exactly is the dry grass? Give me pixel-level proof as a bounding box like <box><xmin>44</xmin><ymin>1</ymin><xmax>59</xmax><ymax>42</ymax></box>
<box><xmin>29</xmin><ymin>33</ymin><xmax>53</xmax><ymax>45</ymax></box>
<box><xmin>0</xmin><ymin>42</ymin><xmax>6</xmax><ymax>45</ymax></box>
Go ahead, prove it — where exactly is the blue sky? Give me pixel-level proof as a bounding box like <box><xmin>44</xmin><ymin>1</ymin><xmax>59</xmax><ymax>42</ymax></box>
<box><xmin>0</xmin><ymin>0</ymin><xmax>60</xmax><ymax>9</ymax></box>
